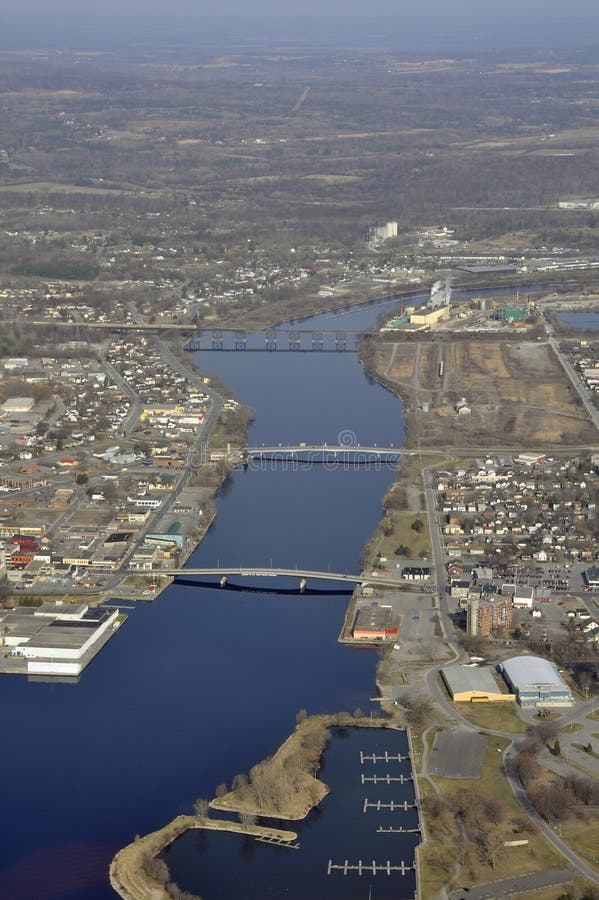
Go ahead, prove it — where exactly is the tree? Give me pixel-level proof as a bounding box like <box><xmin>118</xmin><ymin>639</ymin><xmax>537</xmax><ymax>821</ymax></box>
<box><xmin>479</xmin><ymin>825</ymin><xmax>507</xmax><ymax>871</ymax></box>
<box><xmin>75</xmin><ymin>473</ymin><xmax>88</xmax><ymax>485</ymax></box>
<box><xmin>381</xmin><ymin>515</ymin><xmax>394</xmax><ymax>537</ymax></box>
<box><xmin>534</xmin><ymin>721</ymin><xmax>559</xmax><ymax>745</ymax></box>
<box><xmin>511</xmin><ymin>750</ymin><xmax>538</xmax><ymax>787</ymax></box>
<box><xmin>232</xmin><ymin>773</ymin><xmax>249</xmax><ymax>791</ymax></box>
<box><xmin>215</xmin><ymin>782</ymin><xmax>229</xmax><ymax>798</ymax></box>
<box><xmin>239</xmin><ymin>812</ymin><xmax>257</xmax><ymax>826</ymax></box>
<box><xmin>295</xmin><ymin>708</ymin><xmax>308</xmax><ymax>725</ymax></box>
<box><xmin>573</xmin><ymin>664</ymin><xmax>595</xmax><ymax>701</ymax></box>
<box><xmin>193</xmin><ymin>797</ymin><xmax>210</xmax><ymax>819</ymax></box>
<box><xmin>400</xmin><ymin>694</ymin><xmax>433</xmax><ymax>727</ymax></box>
<box><xmin>394</xmin><ymin>544</ymin><xmax>411</xmax><ymax>557</ymax></box>
<box><xmin>553</xmin><ymin>737</ymin><xmax>561</xmax><ymax>756</ymax></box>
<box><xmin>411</xmin><ymin>518</ymin><xmax>424</xmax><ymax>533</ymax></box>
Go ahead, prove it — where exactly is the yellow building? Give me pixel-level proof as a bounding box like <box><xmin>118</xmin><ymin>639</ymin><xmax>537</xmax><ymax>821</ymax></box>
<box><xmin>410</xmin><ymin>305</ymin><xmax>450</xmax><ymax>327</ymax></box>
<box><xmin>441</xmin><ymin>666</ymin><xmax>515</xmax><ymax>702</ymax></box>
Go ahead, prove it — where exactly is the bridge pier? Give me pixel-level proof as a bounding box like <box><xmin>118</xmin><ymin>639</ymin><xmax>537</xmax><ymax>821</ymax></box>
<box><xmin>220</xmin><ymin>576</ymin><xmax>228</xmax><ymax>587</ymax></box>
<box><xmin>299</xmin><ymin>577</ymin><xmax>307</xmax><ymax>592</ymax></box>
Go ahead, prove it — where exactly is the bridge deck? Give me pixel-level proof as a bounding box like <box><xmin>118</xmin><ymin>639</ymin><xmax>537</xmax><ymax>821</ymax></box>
<box><xmin>159</xmin><ymin>567</ymin><xmax>405</xmax><ymax>588</ymax></box>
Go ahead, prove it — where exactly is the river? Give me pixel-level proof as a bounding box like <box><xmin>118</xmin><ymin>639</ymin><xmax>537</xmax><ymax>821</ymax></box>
<box><xmin>0</xmin><ymin>284</ymin><xmax>548</xmax><ymax>899</ymax></box>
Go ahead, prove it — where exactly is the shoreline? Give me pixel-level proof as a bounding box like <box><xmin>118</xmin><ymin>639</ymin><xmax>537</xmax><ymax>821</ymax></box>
<box><xmin>204</xmin><ymin>276</ymin><xmax>580</xmax><ymax>333</ymax></box>
<box><xmin>109</xmin><ymin>816</ymin><xmax>298</xmax><ymax>900</ymax></box>
<box><xmin>109</xmin><ymin>716</ymin><xmax>409</xmax><ymax>900</ymax></box>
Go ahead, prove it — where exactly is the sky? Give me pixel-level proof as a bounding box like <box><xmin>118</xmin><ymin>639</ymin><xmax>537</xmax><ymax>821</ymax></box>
<box><xmin>0</xmin><ymin>0</ymin><xmax>597</xmax><ymax>14</ymax></box>
<box><xmin>1</xmin><ymin>0</ymin><xmax>598</xmax><ymax>49</ymax></box>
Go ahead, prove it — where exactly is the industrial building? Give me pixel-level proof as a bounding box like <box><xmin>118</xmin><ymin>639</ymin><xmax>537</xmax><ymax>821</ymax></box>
<box><xmin>365</xmin><ymin>221</ymin><xmax>398</xmax><ymax>244</ymax></box>
<box><xmin>409</xmin><ymin>305</ymin><xmax>450</xmax><ymax>328</ymax></box>
<box><xmin>499</xmin><ymin>656</ymin><xmax>574</xmax><ymax>707</ymax></box>
<box><xmin>441</xmin><ymin>665</ymin><xmax>514</xmax><ymax>702</ymax></box>
<box><xmin>0</xmin><ymin>602</ymin><xmax>121</xmax><ymax>677</ymax></box>
<box><xmin>467</xmin><ymin>596</ymin><xmax>512</xmax><ymax>637</ymax></box>
<box><xmin>352</xmin><ymin>606</ymin><xmax>399</xmax><ymax>641</ymax></box>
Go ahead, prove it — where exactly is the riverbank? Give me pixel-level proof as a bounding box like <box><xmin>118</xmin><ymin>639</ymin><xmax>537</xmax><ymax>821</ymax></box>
<box><xmin>109</xmin><ymin>816</ymin><xmax>298</xmax><ymax>900</ymax></box>
<box><xmin>203</xmin><ymin>275</ymin><xmax>580</xmax><ymax>333</ymax></box>
<box><xmin>110</xmin><ymin>716</ymin><xmax>410</xmax><ymax>899</ymax></box>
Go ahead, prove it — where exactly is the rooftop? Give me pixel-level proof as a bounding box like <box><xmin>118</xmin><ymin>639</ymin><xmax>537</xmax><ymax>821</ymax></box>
<box><xmin>501</xmin><ymin>655</ymin><xmax>567</xmax><ymax>689</ymax></box>
<box><xmin>441</xmin><ymin>665</ymin><xmax>503</xmax><ymax>695</ymax></box>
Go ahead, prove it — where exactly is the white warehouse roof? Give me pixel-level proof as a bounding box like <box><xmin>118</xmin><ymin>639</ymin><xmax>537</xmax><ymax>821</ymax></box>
<box><xmin>501</xmin><ymin>655</ymin><xmax>564</xmax><ymax>688</ymax></box>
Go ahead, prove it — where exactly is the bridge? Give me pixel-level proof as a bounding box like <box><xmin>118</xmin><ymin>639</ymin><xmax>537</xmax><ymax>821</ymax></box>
<box><xmin>156</xmin><ymin>567</ymin><xmax>405</xmax><ymax>590</ymax></box>
<box><xmin>245</xmin><ymin>444</ymin><xmax>401</xmax><ymax>458</ymax></box>
<box><xmin>29</xmin><ymin>320</ymin><xmax>373</xmax><ymax>351</ymax></box>
<box><xmin>184</xmin><ymin>329</ymin><xmax>373</xmax><ymax>353</ymax></box>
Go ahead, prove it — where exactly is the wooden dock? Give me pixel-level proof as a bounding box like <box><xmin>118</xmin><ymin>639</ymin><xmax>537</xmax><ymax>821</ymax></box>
<box><xmin>256</xmin><ymin>835</ymin><xmax>300</xmax><ymax>849</ymax></box>
<box><xmin>327</xmin><ymin>858</ymin><xmax>415</xmax><ymax>876</ymax></box>
<box><xmin>363</xmin><ymin>798</ymin><xmax>417</xmax><ymax>813</ymax></box>
<box><xmin>360</xmin><ymin>751</ymin><xmax>409</xmax><ymax>764</ymax></box>
<box><xmin>376</xmin><ymin>825</ymin><xmax>421</xmax><ymax>834</ymax></box>
<box><xmin>361</xmin><ymin>773</ymin><xmax>412</xmax><ymax>785</ymax></box>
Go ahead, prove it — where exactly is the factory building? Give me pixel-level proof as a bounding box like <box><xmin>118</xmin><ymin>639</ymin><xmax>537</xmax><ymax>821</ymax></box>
<box><xmin>499</xmin><ymin>656</ymin><xmax>574</xmax><ymax>707</ymax></box>
<box><xmin>409</xmin><ymin>305</ymin><xmax>450</xmax><ymax>327</ymax></box>
<box><xmin>365</xmin><ymin>221</ymin><xmax>398</xmax><ymax>244</ymax></box>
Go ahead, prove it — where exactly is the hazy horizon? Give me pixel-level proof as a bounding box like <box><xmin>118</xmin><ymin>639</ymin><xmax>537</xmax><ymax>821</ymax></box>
<box><xmin>1</xmin><ymin>0</ymin><xmax>599</xmax><ymax>52</ymax></box>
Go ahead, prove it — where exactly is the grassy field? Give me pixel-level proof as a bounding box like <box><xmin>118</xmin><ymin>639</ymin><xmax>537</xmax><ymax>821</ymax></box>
<box><xmin>457</xmin><ymin>702</ymin><xmax>529</xmax><ymax>734</ymax></box>
<box><xmin>419</xmin><ymin>737</ymin><xmax>565</xmax><ymax>898</ymax></box>
<box><xmin>560</xmin><ymin>811</ymin><xmax>599</xmax><ymax>873</ymax></box>
<box><xmin>377</xmin><ymin>512</ymin><xmax>431</xmax><ymax>560</ymax></box>
<box><xmin>377</xmin><ymin>337</ymin><xmax>598</xmax><ymax>448</ymax></box>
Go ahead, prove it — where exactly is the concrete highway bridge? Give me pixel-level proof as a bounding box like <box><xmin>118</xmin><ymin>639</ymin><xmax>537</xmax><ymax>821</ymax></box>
<box><xmin>245</xmin><ymin>444</ymin><xmax>401</xmax><ymax>458</ymax></box>
<box><xmin>157</xmin><ymin>567</ymin><xmax>404</xmax><ymax>590</ymax></box>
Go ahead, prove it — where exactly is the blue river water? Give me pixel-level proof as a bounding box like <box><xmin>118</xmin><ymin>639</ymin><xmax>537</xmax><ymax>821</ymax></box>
<box><xmin>163</xmin><ymin>727</ymin><xmax>419</xmax><ymax>900</ymax></box>
<box><xmin>0</xmin><ymin>284</ymin><xmax>547</xmax><ymax>899</ymax></box>
<box><xmin>558</xmin><ymin>310</ymin><xmax>599</xmax><ymax>330</ymax></box>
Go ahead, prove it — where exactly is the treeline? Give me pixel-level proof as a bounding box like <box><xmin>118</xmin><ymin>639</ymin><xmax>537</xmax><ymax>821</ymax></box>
<box><xmin>141</xmin><ymin>855</ymin><xmax>201</xmax><ymax>900</ymax></box>
<box><xmin>11</xmin><ymin>258</ymin><xmax>100</xmax><ymax>280</ymax></box>
<box><xmin>511</xmin><ymin>723</ymin><xmax>599</xmax><ymax>826</ymax></box>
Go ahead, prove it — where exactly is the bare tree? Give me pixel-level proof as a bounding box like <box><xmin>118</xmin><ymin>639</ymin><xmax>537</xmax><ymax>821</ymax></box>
<box><xmin>239</xmin><ymin>812</ymin><xmax>257</xmax><ymax>826</ymax></box>
<box><xmin>232</xmin><ymin>773</ymin><xmax>249</xmax><ymax>791</ymax></box>
<box><xmin>193</xmin><ymin>797</ymin><xmax>210</xmax><ymax>819</ymax></box>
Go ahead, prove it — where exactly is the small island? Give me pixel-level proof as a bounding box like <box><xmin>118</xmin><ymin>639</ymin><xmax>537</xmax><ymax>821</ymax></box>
<box><xmin>110</xmin><ymin>713</ymin><xmax>404</xmax><ymax>899</ymax></box>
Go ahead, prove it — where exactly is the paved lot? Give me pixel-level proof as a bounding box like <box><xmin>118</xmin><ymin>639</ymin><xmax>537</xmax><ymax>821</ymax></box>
<box><xmin>354</xmin><ymin>589</ymin><xmax>436</xmax><ymax>659</ymax></box>
<box><xmin>429</xmin><ymin>728</ymin><xmax>486</xmax><ymax>779</ymax></box>
<box><xmin>448</xmin><ymin>867</ymin><xmax>578</xmax><ymax>899</ymax></box>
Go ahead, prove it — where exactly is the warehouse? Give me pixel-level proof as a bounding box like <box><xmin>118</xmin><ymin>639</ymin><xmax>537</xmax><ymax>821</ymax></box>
<box><xmin>499</xmin><ymin>655</ymin><xmax>574</xmax><ymax>707</ymax></box>
<box><xmin>352</xmin><ymin>606</ymin><xmax>399</xmax><ymax>641</ymax></box>
<box><xmin>441</xmin><ymin>665</ymin><xmax>514</xmax><ymax>702</ymax></box>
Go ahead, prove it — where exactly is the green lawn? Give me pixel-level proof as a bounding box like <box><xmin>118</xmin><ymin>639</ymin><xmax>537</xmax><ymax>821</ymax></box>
<box><xmin>456</xmin><ymin>702</ymin><xmax>529</xmax><ymax>734</ymax></box>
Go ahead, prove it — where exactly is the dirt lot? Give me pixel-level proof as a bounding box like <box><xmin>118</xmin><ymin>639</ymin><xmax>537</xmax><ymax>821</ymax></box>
<box><xmin>376</xmin><ymin>338</ymin><xmax>598</xmax><ymax>448</ymax></box>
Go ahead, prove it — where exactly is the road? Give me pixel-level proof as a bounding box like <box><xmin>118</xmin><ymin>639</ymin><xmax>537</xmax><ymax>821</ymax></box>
<box><xmin>546</xmin><ymin>326</ymin><xmax>599</xmax><ymax>433</ymax></box>
<box><xmin>99</xmin><ymin>348</ymin><xmax>142</xmax><ymax>437</ymax></box>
